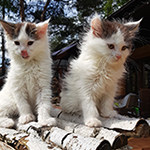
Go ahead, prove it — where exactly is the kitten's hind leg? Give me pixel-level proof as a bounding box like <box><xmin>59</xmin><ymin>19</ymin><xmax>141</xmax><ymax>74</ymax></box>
<box><xmin>0</xmin><ymin>117</ymin><xmax>15</xmax><ymax>128</ymax></box>
<box><xmin>0</xmin><ymin>99</ymin><xmax>16</xmax><ymax>128</ymax></box>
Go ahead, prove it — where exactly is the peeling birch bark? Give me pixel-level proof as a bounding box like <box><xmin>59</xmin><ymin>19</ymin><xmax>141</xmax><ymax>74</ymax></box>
<box><xmin>18</xmin><ymin>120</ymin><xmax>127</xmax><ymax>149</ymax></box>
<box><xmin>0</xmin><ymin>127</ymin><xmax>61</xmax><ymax>150</ymax></box>
<box><xmin>55</xmin><ymin>118</ymin><xmax>127</xmax><ymax>149</ymax></box>
<box><xmin>18</xmin><ymin>122</ymin><xmax>63</xmax><ymax>150</ymax></box>
<box><xmin>0</xmin><ymin>141</ymin><xmax>15</xmax><ymax>150</ymax></box>
<box><xmin>50</xmin><ymin>107</ymin><xmax>150</xmax><ymax>138</ymax></box>
<box><xmin>0</xmin><ymin>108</ymin><xmax>149</xmax><ymax>150</ymax></box>
<box><xmin>48</xmin><ymin>127</ymin><xmax>111</xmax><ymax>150</ymax></box>
<box><xmin>23</xmin><ymin>124</ymin><xmax>112</xmax><ymax>150</ymax></box>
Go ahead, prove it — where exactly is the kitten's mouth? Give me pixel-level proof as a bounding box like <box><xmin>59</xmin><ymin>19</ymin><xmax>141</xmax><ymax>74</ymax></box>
<box><xmin>22</xmin><ymin>55</ymin><xmax>29</xmax><ymax>59</ymax></box>
<box><xmin>21</xmin><ymin>50</ymin><xmax>29</xmax><ymax>59</ymax></box>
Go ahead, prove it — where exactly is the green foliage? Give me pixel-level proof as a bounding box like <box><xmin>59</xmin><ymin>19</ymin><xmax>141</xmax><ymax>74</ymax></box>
<box><xmin>104</xmin><ymin>0</ymin><xmax>114</xmax><ymax>17</ymax></box>
<box><xmin>103</xmin><ymin>0</ymin><xmax>129</xmax><ymax>17</ymax></box>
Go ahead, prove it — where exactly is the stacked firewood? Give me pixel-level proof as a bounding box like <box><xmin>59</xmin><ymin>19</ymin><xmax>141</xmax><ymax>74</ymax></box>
<box><xmin>0</xmin><ymin>108</ymin><xmax>149</xmax><ymax>150</ymax></box>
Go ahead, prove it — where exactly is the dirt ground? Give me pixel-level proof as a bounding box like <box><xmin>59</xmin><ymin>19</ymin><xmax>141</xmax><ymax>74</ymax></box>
<box><xmin>128</xmin><ymin>136</ymin><xmax>150</xmax><ymax>150</ymax></box>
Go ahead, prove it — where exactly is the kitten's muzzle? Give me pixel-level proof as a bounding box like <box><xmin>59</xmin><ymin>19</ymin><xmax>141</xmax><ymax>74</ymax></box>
<box><xmin>115</xmin><ymin>54</ymin><xmax>121</xmax><ymax>60</ymax></box>
<box><xmin>21</xmin><ymin>50</ymin><xmax>29</xmax><ymax>59</ymax></box>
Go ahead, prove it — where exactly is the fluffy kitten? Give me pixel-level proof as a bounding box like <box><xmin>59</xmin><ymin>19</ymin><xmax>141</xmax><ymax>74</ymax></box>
<box><xmin>0</xmin><ymin>19</ymin><xmax>56</xmax><ymax>128</ymax></box>
<box><xmin>60</xmin><ymin>15</ymin><xmax>141</xmax><ymax>127</ymax></box>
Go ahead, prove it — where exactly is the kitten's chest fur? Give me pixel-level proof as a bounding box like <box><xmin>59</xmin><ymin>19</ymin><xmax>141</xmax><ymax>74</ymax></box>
<box><xmin>11</xmin><ymin>61</ymin><xmax>43</xmax><ymax>101</ymax></box>
<box><xmin>87</xmin><ymin>59</ymin><xmax>125</xmax><ymax>94</ymax></box>
<box><xmin>25</xmin><ymin>67</ymin><xmax>39</xmax><ymax>100</ymax></box>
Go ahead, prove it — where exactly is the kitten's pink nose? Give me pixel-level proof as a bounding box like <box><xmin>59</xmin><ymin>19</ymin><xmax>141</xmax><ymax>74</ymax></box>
<box><xmin>21</xmin><ymin>50</ymin><xmax>29</xmax><ymax>58</ymax></box>
<box><xmin>116</xmin><ymin>54</ymin><xmax>121</xmax><ymax>60</ymax></box>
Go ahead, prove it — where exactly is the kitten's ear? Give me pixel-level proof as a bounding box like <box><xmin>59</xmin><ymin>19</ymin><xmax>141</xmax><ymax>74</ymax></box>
<box><xmin>36</xmin><ymin>19</ymin><xmax>50</xmax><ymax>36</ymax></box>
<box><xmin>124</xmin><ymin>19</ymin><xmax>142</xmax><ymax>33</ymax></box>
<box><xmin>0</xmin><ymin>20</ymin><xmax>16</xmax><ymax>34</ymax></box>
<box><xmin>91</xmin><ymin>16</ymin><xmax>103</xmax><ymax>38</ymax></box>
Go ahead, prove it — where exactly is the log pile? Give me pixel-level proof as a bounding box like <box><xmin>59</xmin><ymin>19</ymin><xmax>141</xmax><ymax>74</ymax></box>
<box><xmin>0</xmin><ymin>107</ymin><xmax>149</xmax><ymax>150</ymax></box>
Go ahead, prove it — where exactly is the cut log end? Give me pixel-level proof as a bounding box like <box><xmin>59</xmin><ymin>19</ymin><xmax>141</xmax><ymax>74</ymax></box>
<box><xmin>112</xmin><ymin>134</ymin><xmax>128</xmax><ymax>149</ymax></box>
<box><xmin>96</xmin><ymin>140</ymin><xmax>112</xmax><ymax>150</ymax></box>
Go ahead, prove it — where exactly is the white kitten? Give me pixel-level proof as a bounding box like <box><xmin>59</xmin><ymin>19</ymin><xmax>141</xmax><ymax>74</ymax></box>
<box><xmin>60</xmin><ymin>15</ymin><xmax>141</xmax><ymax>127</ymax></box>
<box><xmin>0</xmin><ymin>19</ymin><xmax>56</xmax><ymax>128</ymax></box>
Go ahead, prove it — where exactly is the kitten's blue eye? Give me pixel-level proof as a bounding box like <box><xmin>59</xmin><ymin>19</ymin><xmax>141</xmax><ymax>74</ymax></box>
<box><xmin>121</xmin><ymin>46</ymin><xmax>128</xmax><ymax>51</ymax></box>
<box><xmin>14</xmin><ymin>41</ymin><xmax>20</xmax><ymax>45</ymax></box>
<box><xmin>108</xmin><ymin>44</ymin><xmax>114</xmax><ymax>49</ymax></box>
<box><xmin>28</xmin><ymin>41</ymin><xmax>34</xmax><ymax>46</ymax></box>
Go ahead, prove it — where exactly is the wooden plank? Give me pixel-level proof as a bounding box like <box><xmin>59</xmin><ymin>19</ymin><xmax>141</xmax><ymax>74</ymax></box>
<box><xmin>131</xmin><ymin>45</ymin><xmax>150</xmax><ymax>60</ymax></box>
<box><xmin>140</xmin><ymin>89</ymin><xmax>150</xmax><ymax>117</ymax></box>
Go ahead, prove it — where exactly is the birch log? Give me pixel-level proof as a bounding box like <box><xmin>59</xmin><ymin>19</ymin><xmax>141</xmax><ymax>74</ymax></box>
<box><xmin>55</xmin><ymin>118</ymin><xmax>127</xmax><ymax>149</ymax></box>
<box><xmin>0</xmin><ymin>127</ymin><xmax>61</xmax><ymax>150</ymax></box>
<box><xmin>19</xmin><ymin>123</ymin><xmax>112</xmax><ymax>150</ymax></box>
<box><xmin>0</xmin><ymin>141</ymin><xmax>15</xmax><ymax>150</ymax></box>
<box><xmin>49</xmin><ymin>127</ymin><xmax>111</xmax><ymax>150</ymax></box>
<box><xmin>50</xmin><ymin>107</ymin><xmax>150</xmax><ymax>138</ymax></box>
<box><xmin>18</xmin><ymin>120</ymin><xmax>128</xmax><ymax>149</ymax></box>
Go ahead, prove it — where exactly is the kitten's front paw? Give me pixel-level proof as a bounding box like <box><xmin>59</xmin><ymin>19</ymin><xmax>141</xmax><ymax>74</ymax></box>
<box><xmin>39</xmin><ymin>117</ymin><xmax>56</xmax><ymax>127</ymax></box>
<box><xmin>19</xmin><ymin>114</ymin><xmax>35</xmax><ymax>124</ymax></box>
<box><xmin>85</xmin><ymin>118</ymin><xmax>102</xmax><ymax>127</ymax></box>
<box><xmin>101</xmin><ymin>110</ymin><xmax>118</xmax><ymax>118</ymax></box>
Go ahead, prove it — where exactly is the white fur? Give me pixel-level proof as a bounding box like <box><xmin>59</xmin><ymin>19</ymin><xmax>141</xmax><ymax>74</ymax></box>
<box><xmin>60</xmin><ymin>20</ymin><xmax>131</xmax><ymax>127</ymax></box>
<box><xmin>124</xmin><ymin>18</ymin><xmax>142</xmax><ymax>26</ymax></box>
<box><xmin>0</xmin><ymin>21</ymin><xmax>56</xmax><ymax>128</ymax></box>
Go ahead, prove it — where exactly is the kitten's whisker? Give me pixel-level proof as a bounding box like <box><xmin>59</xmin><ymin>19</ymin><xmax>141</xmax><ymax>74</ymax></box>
<box><xmin>135</xmin><ymin>36</ymin><xmax>150</xmax><ymax>46</ymax></box>
<box><xmin>127</xmin><ymin>58</ymin><xmax>141</xmax><ymax>72</ymax></box>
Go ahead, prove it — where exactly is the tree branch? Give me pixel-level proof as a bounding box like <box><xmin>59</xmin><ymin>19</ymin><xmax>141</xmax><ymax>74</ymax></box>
<box><xmin>41</xmin><ymin>0</ymin><xmax>51</xmax><ymax>21</ymax></box>
<box><xmin>20</xmin><ymin>0</ymin><xmax>25</xmax><ymax>22</ymax></box>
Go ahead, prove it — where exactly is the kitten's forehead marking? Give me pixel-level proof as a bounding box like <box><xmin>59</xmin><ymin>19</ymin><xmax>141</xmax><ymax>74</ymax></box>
<box><xmin>25</xmin><ymin>23</ymin><xmax>40</xmax><ymax>40</ymax></box>
<box><xmin>101</xmin><ymin>20</ymin><xmax>129</xmax><ymax>40</ymax></box>
<box><xmin>17</xmin><ymin>23</ymin><xmax>29</xmax><ymax>43</ymax></box>
<box><xmin>16</xmin><ymin>23</ymin><xmax>40</xmax><ymax>42</ymax></box>
<box><xmin>13</xmin><ymin>23</ymin><xmax>23</xmax><ymax>39</ymax></box>
<box><xmin>101</xmin><ymin>20</ymin><xmax>118</xmax><ymax>39</ymax></box>
<box><xmin>6</xmin><ymin>23</ymin><xmax>23</xmax><ymax>39</ymax></box>
<box><xmin>101</xmin><ymin>20</ymin><xmax>133</xmax><ymax>47</ymax></box>
<box><xmin>109</xmin><ymin>29</ymin><xmax>125</xmax><ymax>45</ymax></box>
